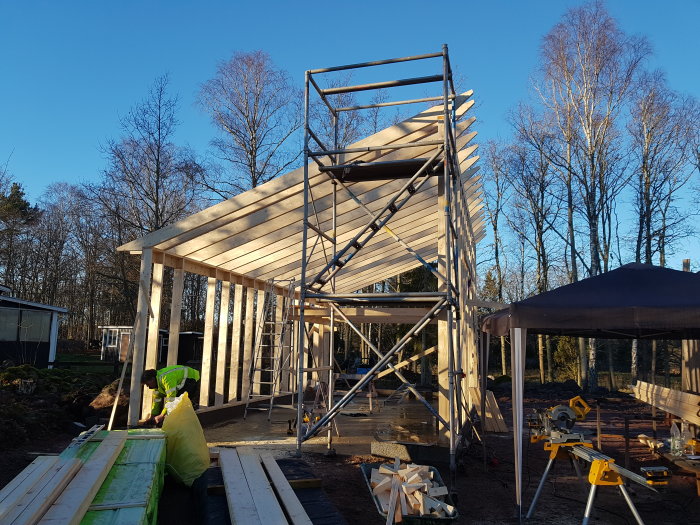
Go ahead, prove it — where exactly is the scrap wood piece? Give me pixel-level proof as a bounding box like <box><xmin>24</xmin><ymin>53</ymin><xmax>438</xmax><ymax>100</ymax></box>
<box><xmin>260</xmin><ymin>454</ymin><xmax>313</xmax><ymax>525</ymax></box>
<box><xmin>237</xmin><ymin>449</ymin><xmax>288</xmax><ymax>525</ymax></box>
<box><xmin>4</xmin><ymin>458</ymin><xmax>82</xmax><ymax>525</ymax></box>
<box><xmin>40</xmin><ymin>431</ymin><xmax>127</xmax><ymax>525</ymax></box>
<box><xmin>0</xmin><ymin>456</ymin><xmax>59</xmax><ymax>522</ymax></box>
<box><xmin>219</xmin><ymin>448</ymin><xmax>262</xmax><ymax>525</ymax></box>
<box><xmin>385</xmin><ymin>477</ymin><xmax>400</xmax><ymax>525</ymax></box>
<box><xmin>287</xmin><ymin>478</ymin><xmax>322</xmax><ymax>489</ymax></box>
<box><xmin>469</xmin><ymin>387</ymin><xmax>508</xmax><ymax>432</ymax></box>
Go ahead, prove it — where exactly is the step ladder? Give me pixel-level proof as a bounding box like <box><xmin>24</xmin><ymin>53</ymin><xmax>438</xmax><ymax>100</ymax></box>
<box><xmin>384</xmin><ymin>383</ymin><xmax>412</xmax><ymax>405</ymax></box>
<box><xmin>244</xmin><ymin>279</ymin><xmax>296</xmax><ymax>420</ymax></box>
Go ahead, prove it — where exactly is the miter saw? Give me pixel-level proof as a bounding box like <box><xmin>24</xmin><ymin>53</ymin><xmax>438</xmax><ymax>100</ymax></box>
<box><xmin>525</xmin><ymin>395</ymin><xmax>669</xmax><ymax>524</ymax></box>
<box><xmin>527</xmin><ymin>395</ymin><xmax>592</xmax><ymax>444</ymax></box>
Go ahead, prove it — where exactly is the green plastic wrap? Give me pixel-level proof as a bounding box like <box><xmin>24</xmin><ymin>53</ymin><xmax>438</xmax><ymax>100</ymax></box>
<box><xmin>60</xmin><ymin>429</ymin><xmax>166</xmax><ymax>525</ymax></box>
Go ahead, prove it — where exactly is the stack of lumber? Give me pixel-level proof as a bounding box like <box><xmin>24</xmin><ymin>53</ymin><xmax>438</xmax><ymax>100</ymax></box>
<box><xmin>631</xmin><ymin>381</ymin><xmax>700</xmax><ymax>426</ymax></box>
<box><xmin>0</xmin><ymin>429</ymin><xmax>165</xmax><ymax>525</ymax></box>
<box><xmin>468</xmin><ymin>387</ymin><xmax>508</xmax><ymax>432</ymax></box>
<box><xmin>369</xmin><ymin>459</ymin><xmax>456</xmax><ymax>523</ymax></box>
<box><xmin>219</xmin><ymin>447</ymin><xmax>312</xmax><ymax>525</ymax></box>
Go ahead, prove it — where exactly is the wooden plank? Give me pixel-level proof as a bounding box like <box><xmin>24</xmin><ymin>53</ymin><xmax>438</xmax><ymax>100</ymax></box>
<box><xmin>253</xmin><ymin>290</ymin><xmax>266</xmax><ymax>395</ymax></box>
<box><xmin>167</xmin><ymin>267</ymin><xmax>185</xmax><ymax>366</ymax></box>
<box><xmin>219</xmin><ymin>448</ymin><xmax>262</xmax><ymax>525</ymax></box>
<box><xmin>376</xmin><ymin>347</ymin><xmax>436</xmax><ymax>379</ymax></box>
<box><xmin>241</xmin><ymin>288</ymin><xmax>256</xmax><ymax>400</ymax></box>
<box><xmin>143</xmin><ymin>260</ymin><xmax>164</xmax><ymax>414</ymax></box>
<box><xmin>129</xmin><ymin>248</ymin><xmax>152</xmax><ymax>425</ymax></box>
<box><xmin>228</xmin><ymin>285</ymin><xmax>244</xmax><ymax>402</ymax></box>
<box><xmin>485</xmin><ymin>390</ymin><xmax>508</xmax><ymax>432</ymax></box>
<box><xmin>274</xmin><ymin>294</ymin><xmax>284</xmax><ymax>394</ymax></box>
<box><xmin>5</xmin><ymin>458</ymin><xmax>81</xmax><ymax>525</ymax></box>
<box><xmin>0</xmin><ymin>456</ymin><xmax>59</xmax><ymax>522</ymax></box>
<box><xmin>632</xmin><ymin>381</ymin><xmax>700</xmax><ymax>425</ymax></box>
<box><xmin>117</xmin><ymin>94</ymin><xmax>472</xmax><ymax>255</ymax></box>
<box><xmin>236</xmin><ymin>449</ymin><xmax>288</xmax><ymax>524</ymax></box>
<box><xmin>386</xmin><ymin>476</ymin><xmax>399</xmax><ymax>525</ymax></box>
<box><xmin>260</xmin><ymin>454</ymin><xmax>313</xmax><ymax>525</ymax></box>
<box><xmin>39</xmin><ymin>432</ymin><xmax>126</xmax><ymax>525</ymax></box>
<box><xmin>469</xmin><ymin>387</ymin><xmax>508</xmax><ymax>433</ymax></box>
<box><xmin>287</xmin><ymin>478</ymin><xmax>322</xmax><ymax>489</ymax></box>
<box><xmin>200</xmin><ymin>276</ymin><xmax>218</xmax><ymax>407</ymax></box>
<box><xmin>215</xmin><ymin>281</ymin><xmax>231</xmax><ymax>406</ymax></box>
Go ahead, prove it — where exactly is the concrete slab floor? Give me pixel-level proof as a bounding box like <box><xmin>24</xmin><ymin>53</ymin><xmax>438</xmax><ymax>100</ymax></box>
<box><xmin>204</xmin><ymin>395</ymin><xmax>440</xmax><ymax>457</ymax></box>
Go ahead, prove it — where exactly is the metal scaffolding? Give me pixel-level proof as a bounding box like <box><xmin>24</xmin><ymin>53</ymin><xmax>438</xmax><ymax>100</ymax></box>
<box><xmin>294</xmin><ymin>45</ymin><xmax>479</xmax><ymax>474</ymax></box>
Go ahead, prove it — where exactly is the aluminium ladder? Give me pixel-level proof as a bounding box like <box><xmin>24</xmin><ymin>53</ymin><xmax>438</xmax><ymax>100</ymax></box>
<box><xmin>243</xmin><ymin>279</ymin><xmax>296</xmax><ymax>420</ymax></box>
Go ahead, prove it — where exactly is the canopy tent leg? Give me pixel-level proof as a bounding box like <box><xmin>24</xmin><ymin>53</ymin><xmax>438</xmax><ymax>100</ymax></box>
<box><xmin>510</xmin><ymin>326</ymin><xmax>527</xmax><ymax>521</ymax></box>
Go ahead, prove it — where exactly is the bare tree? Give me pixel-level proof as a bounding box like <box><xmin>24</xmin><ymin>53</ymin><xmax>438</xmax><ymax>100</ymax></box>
<box><xmin>483</xmin><ymin>140</ymin><xmax>510</xmax><ymax>375</ymax></box>
<box><xmin>96</xmin><ymin>75</ymin><xmax>203</xmax><ymax>236</ymax></box>
<box><xmin>504</xmin><ymin>132</ymin><xmax>560</xmax><ymax>383</ymax></box>
<box><xmin>199</xmin><ymin>51</ymin><xmax>302</xmax><ymax>197</ymax></box>
<box><xmin>90</xmin><ymin>75</ymin><xmax>204</xmax><ymax>319</ymax></box>
<box><xmin>629</xmin><ymin>71</ymin><xmax>699</xmax><ymax>265</ymax></box>
<box><xmin>537</xmin><ymin>1</ymin><xmax>649</xmax><ymax>278</ymax></box>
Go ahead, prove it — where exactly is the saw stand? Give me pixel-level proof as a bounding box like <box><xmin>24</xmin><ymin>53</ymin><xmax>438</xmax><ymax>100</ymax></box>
<box><xmin>580</xmin><ymin>456</ymin><xmax>645</xmax><ymax>525</ymax></box>
<box><xmin>526</xmin><ymin>437</ymin><xmax>592</xmax><ymax>520</ymax></box>
<box><xmin>526</xmin><ymin>437</ymin><xmax>647</xmax><ymax>525</ymax></box>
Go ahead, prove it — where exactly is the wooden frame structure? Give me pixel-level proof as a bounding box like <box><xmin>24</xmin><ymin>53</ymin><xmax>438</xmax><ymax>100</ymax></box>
<box><xmin>118</xmin><ymin>47</ymin><xmax>484</xmax><ymax>474</ymax></box>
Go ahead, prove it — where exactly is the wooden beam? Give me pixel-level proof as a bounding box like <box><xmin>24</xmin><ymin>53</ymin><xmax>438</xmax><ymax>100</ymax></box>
<box><xmin>632</xmin><ymin>381</ymin><xmax>700</xmax><ymax>425</ymax></box>
<box><xmin>200</xmin><ymin>277</ymin><xmax>218</xmax><ymax>407</ymax></box>
<box><xmin>40</xmin><ymin>432</ymin><xmax>127</xmax><ymax>525</ymax></box>
<box><xmin>376</xmin><ymin>346</ymin><xmax>436</xmax><ymax>379</ymax></box>
<box><xmin>143</xmin><ymin>259</ymin><xmax>164</xmax><ymax>416</ymax></box>
<box><xmin>291</xmin><ymin>307</ymin><xmax>445</xmax><ymax>325</ymax></box>
<box><xmin>228</xmin><ymin>284</ymin><xmax>244</xmax><ymax>402</ymax></box>
<box><xmin>167</xmin><ymin>267</ymin><xmax>185</xmax><ymax>366</ymax></box>
<box><xmin>253</xmin><ymin>289</ymin><xmax>266</xmax><ymax>395</ymax></box>
<box><xmin>274</xmin><ymin>295</ymin><xmax>284</xmax><ymax>394</ymax></box>
<box><xmin>241</xmin><ymin>288</ymin><xmax>255</xmax><ymax>399</ymax></box>
<box><xmin>128</xmin><ymin>248</ymin><xmax>152</xmax><ymax>426</ymax></box>
<box><xmin>216</xmin><ymin>282</ymin><xmax>231</xmax><ymax>406</ymax></box>
<box><xmin>436</xmin><ymin>178</ymin><xmax>449</xmax><ymax>441</ymax></box>
<box><xmin>219</xmin><ymin>448</ymin><xmax>262</xmax><ymax>525</ymax></box>
<box><xmin>117</xmin><ymin>97</ymin><xmax>465</xmax><ymax>254</ymax></box>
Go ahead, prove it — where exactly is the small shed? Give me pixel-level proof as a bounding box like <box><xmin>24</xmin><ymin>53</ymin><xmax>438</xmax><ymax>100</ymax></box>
<box><xmin>0</xmin><ymin>291</ymin><xmax>67</xmax><ymax>368</ymax></box>
<box><xmin>99</xmin><ymin>326</ymin><xmax>202</xmax><ymax>367</ymax></box>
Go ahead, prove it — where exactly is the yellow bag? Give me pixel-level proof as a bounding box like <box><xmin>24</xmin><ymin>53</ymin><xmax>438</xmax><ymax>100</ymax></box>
<box><xmin>162</xmin><ymin>392</ymin><xmax>210</xmax><ymax>487</ymax></box>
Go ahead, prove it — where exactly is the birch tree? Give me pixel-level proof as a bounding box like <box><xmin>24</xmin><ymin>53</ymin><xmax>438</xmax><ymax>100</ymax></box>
<box><xmin>199</xmin><ymin>51</ymin><xmax>302</xmax><ymax>197</ymax></box>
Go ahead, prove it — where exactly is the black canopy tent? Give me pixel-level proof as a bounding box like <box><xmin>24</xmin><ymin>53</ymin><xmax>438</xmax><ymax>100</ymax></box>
<box><xmin>480</xmin><ymin>263</ymin><xmax>700</xmax><ymax>517</ymax></box>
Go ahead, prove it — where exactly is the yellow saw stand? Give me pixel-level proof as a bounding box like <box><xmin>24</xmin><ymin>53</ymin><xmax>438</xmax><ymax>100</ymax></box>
<box><xmin>527</xmin><ymin>440</ymin><xmax>657</xmax><ymax>524</ymax></box>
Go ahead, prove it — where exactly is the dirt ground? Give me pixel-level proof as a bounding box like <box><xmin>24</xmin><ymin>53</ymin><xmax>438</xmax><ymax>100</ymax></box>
<box><xmin>286</xmin><ymin>388</ymin><xmax>700</xmax><ymax>525</ymax></box>
<box><xmin>2</xmin><ymin>382</ymin><xmax>699</xmax><ymax>524</ymax></box>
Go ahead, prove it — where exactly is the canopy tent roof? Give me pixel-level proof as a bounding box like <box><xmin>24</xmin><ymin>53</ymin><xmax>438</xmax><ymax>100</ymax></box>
<box><xmin>481</xmin><ymin>262</ymin><xmax>700</xmax><ymax>517</ymax></box>
<box><xmin>481</xmin><ymin>263</ymin><xmax>700</xmax><ymax>339</ymax></box>
<box><xmin>118</xmin><ymin>93</ymin><xmax>484</xmax><ymax>292</ymax></box>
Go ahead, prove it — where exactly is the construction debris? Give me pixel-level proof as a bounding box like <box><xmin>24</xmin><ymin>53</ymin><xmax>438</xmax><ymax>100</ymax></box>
<box><xmin>365</xmin><ymin>459</ymin><xmax>457</xmax><ymax>523</ymax></box>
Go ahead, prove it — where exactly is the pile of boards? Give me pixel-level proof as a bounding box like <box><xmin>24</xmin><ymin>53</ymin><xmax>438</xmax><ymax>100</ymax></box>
<box><xmin>218</xmin><ymin>447</ymin><xmax>312</xmax><ymax>525</ymax></box>
<box><xmin>0</xmin><ymin>428</ymin><xmax>165</xmax><ymax>525</ymax></box>
<box><xmin>369</xmin><ymin>459</ymin><xmax>455</xmax><ymax>523</ymax></box>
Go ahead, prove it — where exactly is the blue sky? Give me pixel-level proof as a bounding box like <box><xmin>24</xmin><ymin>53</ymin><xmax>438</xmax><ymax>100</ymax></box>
<box><xmin>1</xmin><ymin>1</ymin><xmax>698</xmax><ymax>266</ymax></box>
